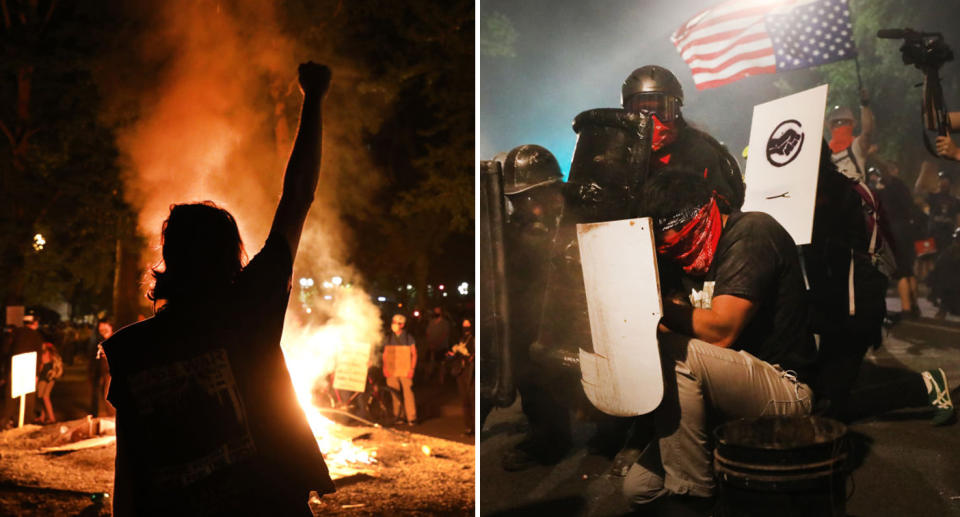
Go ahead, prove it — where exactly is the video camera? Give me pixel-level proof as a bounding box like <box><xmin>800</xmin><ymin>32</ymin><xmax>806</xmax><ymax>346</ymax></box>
<box><xmin>878</xmin><ymin>28</ymin><xmax>954</xmax><ymax>156</ymax></box>
<box><xmin>878</xmin><ymin>28</ymin><xmax>954</xmax><ymax>70</ymax></box>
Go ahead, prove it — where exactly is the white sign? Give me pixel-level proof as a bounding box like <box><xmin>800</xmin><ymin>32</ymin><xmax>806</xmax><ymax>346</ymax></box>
<box><xmin>741</xmin><ymin>84</ymin><xmax>828</xmax><ymax>245</ymax></box>
<box><xmin>332</xmin><ymin>343</ymin><xmax>371</xmax><ymax>393</ymax></box>
<box><xmin>11</xmin><ymin>352</ymin><xmax>37</xmax><ymax>398</ymax></box>
<box><xmin>576</xmin><ymin>218</ymin><xmax>663</xmax><ymax>417</ymax></box>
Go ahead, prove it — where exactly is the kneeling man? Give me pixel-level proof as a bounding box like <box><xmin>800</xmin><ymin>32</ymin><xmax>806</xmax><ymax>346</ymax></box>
<box><xmin>624</xmin><ymin>169</ymin><xmax>817</xmax><ymax>504</ymax></box>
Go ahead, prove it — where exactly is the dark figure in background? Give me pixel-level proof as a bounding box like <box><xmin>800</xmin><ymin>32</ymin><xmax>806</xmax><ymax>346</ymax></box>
<box><xmin>423</xmin><ymin>306</ymin><xmax>453</xmax><ymax>383</ymax></box>
<box><xmin>101</xmin><ymin>62</ymin><xmax>334</xmax><ymax>516</ymax></box>
<box><xmin>928</xmin><ymin>228</ymin><xmax>960</xmax><ymax>317</ymax></box>
<box><xmin>90</xmin><ymin>318</ymin><xmax>114</xmax><ymax>417</ymax></box>
<box><xmin>625</xmin><ymin>170</ymin><xmax>816</xmax><ymax>506</ymax></box>
<box><xmin>806</xmin><ymin>144</ymin><xmax>954</xmax><ymax>425</ymax></box>
<box><xmin>499</xmin><ymin>144</ymin><xmax>572</xmax><ymax>472</ymax></box>
<box><xmin>926</xmin><ymin>171</ymin><xmax>960</xmax><ymax>262</ymax></box>
<box><xmin>1</xmin><ymin>314</ymin><xmax>44</xmax><ymax>427</ymax></box>
<box><xmin>868</xmin><ymin>161</ymin><xmax>922</xmax><ymax>316</ymax></box>
<box><xmin>621</xmin><ymin>65</ymin><xmax>744</xmax><ymax>213</ymax></box>
<box><xmin>36</xmin><ymin>342</ymin><xmax>63</xmax><ymax>424</ymax></box>
<box><xmin>448</xmin><ymin>318</ymin><xmax>474</xmax><ymax>435</ymax></box>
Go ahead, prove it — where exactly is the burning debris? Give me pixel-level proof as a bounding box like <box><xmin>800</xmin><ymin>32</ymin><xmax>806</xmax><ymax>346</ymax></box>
<box><xmin>0</xmin><ymin>417</ymin><xmax>474</xmax><ymax>516</ymax></box>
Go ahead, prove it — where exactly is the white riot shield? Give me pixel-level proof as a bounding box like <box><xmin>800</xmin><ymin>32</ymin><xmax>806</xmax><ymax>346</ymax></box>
<box><xmin>576</xmin><ymin>217</ymin><xmax>663</xmax><ymax>416</ymax></box>
<box><xmin>741</xmin><ymin>84</ymin><xmax>828</xmax><ymax>245</ymax></box>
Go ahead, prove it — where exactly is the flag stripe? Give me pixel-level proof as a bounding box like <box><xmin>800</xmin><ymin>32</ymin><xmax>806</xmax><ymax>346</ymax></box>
<box><xmin>672</xmin><ymin>0</ymin><xmax>855</xmax><ymax>90</ymax></box>
<box><xmin>672</xmin><ymin>6</ymin><xmax>782</xmax><ymax>47</ymax></box>
<box><xmin>688</xmin><ymin>47</ymin><xmax>775</xmax><ymax>74</ymax></box>
<box><xmin>689</xmin><ymin>54</ymin><xmax>777</xmax><ymax>84</ymax></box>
<box><xmin>681</xmin><ymin>26</ymin><xmax>769</xmax><ymax>62</ymax></box>
<box><xmin>676</xmin><ymin>16</ymin><xmax>767</xmax><ymax>56</ymax></box>
<box><xmin>672</xmin><ymin>0</ymin><xmax>794</xmax><ymax>42</ymax></box>
<box><xmin>693</xmin><ymin>65</ymin><xmax>778</xmax><ymax>90</ymax></box>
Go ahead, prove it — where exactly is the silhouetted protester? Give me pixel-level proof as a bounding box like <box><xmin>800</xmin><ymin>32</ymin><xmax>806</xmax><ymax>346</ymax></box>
<box><xmin>447</xmin><ymin>318</ymin><xmax>474</xmax><ymax>435</ymax></box>
<box><xmin>806</xmin><ymin>144</ymin><xmax>954</xmax><ymax>426</ymax></box>
<box><xmin>928</xmin><ymin>227</ymin><xmax>960</xmax><ymax>317</ymax></box>
<box><xmin>1</xmin><ymin>314</ymin><xmax>44</xmax><ymax>427</ymax></box>
<box><xmin>625</xmin><ymin>170</ymin><xmax>816</xmax><ymax>507</ymax></box>
<box><xmin>423</xmin><ymin>306</ymin><xmax>452</xmax><ymax>383</ymax></box>
<box><xmin>89</xmin><ymin>318</ymin><xmax>114</xmax><ymax>417</ymax></box>
<box><xmin>869</xmin><ymin>161</ymin><xmax>923</xmax><ymax>317</ymax></box>
<box><xmin>927</xmin><ymin>171</ymin><xmax>960</xmax><ymax>255</ymax></box>
<box><xmin>36</xmin><ymin>342</ymin><xmax>63</xmax><ymax>424</ymax></box>
<box><xmin>101</xmin><ymin>62</ymin><xmax>334</xmax><ymax>516</ymax></box>
<box><xmin>382</xmin><ymin>313</ymin><xmax>418</xmax><ymax>425</ymax></box>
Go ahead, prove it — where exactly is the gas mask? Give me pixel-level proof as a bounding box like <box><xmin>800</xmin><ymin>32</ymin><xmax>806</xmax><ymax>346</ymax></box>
<box><xmin>625</xmin><ymin>93</ymin><xmax>681</xmax><ymax>151</ymax></box>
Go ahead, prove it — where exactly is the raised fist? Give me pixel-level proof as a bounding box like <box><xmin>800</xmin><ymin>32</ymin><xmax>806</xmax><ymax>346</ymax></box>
<box><xmin>298</xmin><ymin>62</ymin><xmax>331</xmax><ymax>97</ymax></box>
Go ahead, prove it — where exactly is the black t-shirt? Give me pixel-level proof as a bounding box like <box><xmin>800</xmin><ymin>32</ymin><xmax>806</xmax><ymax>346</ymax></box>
<box><xmin>927</xmin><ymin>191</ymin><xmax>960</xmax><ymax>244</ymax></box>
<box><xmin>692</xmin><ymin>212</ymin><xmax>817</xmax><ymax>378</ymax></box>
<box><xmin>651</xmin><ymin>124</ymin><xmax>745</xmax><ymax>213</ymax></box>
<box><xmin>103</xmin><ymin>232</ymin><xmax>334</xmax><ymax>516</ymax></box>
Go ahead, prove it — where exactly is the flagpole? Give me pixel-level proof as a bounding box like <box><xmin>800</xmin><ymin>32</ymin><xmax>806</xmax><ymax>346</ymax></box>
<box><xmin>854</xmin><ymin>55</ymin><xmax>863</xmax><ymax>91</ymax></box>
<box><xmin>850</xmin><ymin>0</ymin><xmax>864</xmax><ymax>91</ymax></box>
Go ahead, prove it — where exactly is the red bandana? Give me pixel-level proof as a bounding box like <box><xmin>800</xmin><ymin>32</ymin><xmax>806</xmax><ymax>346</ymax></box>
<box><xmin>828</xmin><ymin>126</ymin><xmax>854</xmax><ymax>153</ymax></box>
<box><xmin>651</xmin><ymin>115</ymin><xmax>679</xmax><ymax>151</ymax></box>
<box><xmin>656</xmin><ymin>198</ymin><xmax>723</xmax><ymax>276</ymax></box>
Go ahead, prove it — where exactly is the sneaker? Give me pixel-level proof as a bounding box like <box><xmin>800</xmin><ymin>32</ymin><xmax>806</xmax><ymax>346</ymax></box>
<box><xmin>921</xmin><ymin>368</ymin><xmax>955</xmax><ymax>426</ymax></box>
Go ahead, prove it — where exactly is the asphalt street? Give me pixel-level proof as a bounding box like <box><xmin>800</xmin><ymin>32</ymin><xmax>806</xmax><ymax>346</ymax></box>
<box><xmin>479</xmin><ymin>295</ymin><xmax>960</xmax><ymax>516</ymax></box>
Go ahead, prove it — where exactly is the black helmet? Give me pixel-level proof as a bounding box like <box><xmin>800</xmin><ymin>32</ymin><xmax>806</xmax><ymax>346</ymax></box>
<box><xmin>621</xmin><ymin>65</ymin><xmax>684</xmax><ymax>106</ymax></box>
<box><xmin>502</xmin><ymin>145</ymin><xmax>563</xmax><ymax>195</ymax></box>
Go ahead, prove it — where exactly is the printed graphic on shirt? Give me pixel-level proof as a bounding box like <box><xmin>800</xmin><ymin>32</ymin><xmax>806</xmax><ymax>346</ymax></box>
<box><xmin>128</xmin><ymin>348</ymin><xmax>256</xmax><ymax>490</ymax></box>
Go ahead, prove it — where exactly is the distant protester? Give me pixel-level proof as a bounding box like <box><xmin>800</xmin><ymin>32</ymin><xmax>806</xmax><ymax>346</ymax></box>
<box><xmin>35</xmin><ymin>343</ymin><xmax>63</xmax><ymax>424</ymax></box>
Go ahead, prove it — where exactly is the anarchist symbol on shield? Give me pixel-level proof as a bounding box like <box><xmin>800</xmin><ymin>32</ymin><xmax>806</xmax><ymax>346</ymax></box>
<box><xmin>765</xmin><ymin>119</ymin><xmax>804</xmax><ymax>168</ymax></box>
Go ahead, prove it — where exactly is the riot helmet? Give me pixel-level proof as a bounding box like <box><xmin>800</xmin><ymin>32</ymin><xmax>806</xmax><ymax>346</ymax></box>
<box><xmin>621</xmin><ymin>65</ymin><xmax>684</xmax><ymax>122</ymax></box>
<box><xmin>502</xmin><ymin>144</ymin><xmax>563</xmax><ymax>195</ymax></box>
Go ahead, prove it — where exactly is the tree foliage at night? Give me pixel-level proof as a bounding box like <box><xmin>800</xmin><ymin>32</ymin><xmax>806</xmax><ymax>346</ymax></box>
<box><xmin>0</xmin><ymin>0</ymin><xmax>134</xmax><ymax>317</ymax></box>
<box><xmin>285</xmin><ymin>0</ymin><xmax>475</xmax><ymax>302</ymax></box>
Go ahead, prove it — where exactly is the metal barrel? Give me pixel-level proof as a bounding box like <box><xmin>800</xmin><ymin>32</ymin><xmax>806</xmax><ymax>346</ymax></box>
<box><xmin>479</xmin><ymin>160</ymin><xmax>516</xmax><ymax>413</ymax></box>
<box><xmin>713</xmin><ymin>416</ymin><xmax>849</xmax><ymax>517</ymax></box>
<box><xmin>532</xmin><ymin>108</ymin><xmax>650</xmax><ymax>368</ymax></box>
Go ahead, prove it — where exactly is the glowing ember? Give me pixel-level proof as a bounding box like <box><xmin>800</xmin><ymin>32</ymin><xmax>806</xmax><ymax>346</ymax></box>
<box><xmin>421</xmin><ymin>445</ymin><xmax>431</xmax><ymax>456</ymax></box>
<box><xmin>281</xmin><ymin>285</ymin><xmax>383</xmax><ymax>479</ymax></box>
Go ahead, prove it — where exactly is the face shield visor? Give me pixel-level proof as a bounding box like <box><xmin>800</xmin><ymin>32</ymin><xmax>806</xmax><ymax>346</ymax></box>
<box><xmin>624</xmin><ymin>93</ymin><xmax>681</xmax><ymax>122</ymax></box>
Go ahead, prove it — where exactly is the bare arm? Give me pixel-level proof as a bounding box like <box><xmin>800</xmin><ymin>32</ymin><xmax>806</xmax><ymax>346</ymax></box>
<box><xmin>950</xmin><ymin>112</ymin><xmax>960</xmax><ymax>130</ymax></box>
<box><xmin>270</xmin><ymin>62</ymin><xmax>331</xmax><ymax>259</ymax></box>
<box><xmin>661</xmin><ymin>294</ymin><xmax>757</xmax><ymax>348</ymax></box>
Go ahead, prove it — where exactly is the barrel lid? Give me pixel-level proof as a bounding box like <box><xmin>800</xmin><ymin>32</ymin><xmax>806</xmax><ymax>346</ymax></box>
<box><xmin>714</xmin><ymin>416</ymin><xmax>847</xmax><ymax>451</ymax></box>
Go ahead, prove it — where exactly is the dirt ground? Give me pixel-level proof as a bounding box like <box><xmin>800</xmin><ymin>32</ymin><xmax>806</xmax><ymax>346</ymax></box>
<box><xmin>0</xmin><ymin>419</ymin><xmax>475</xmax><ymax>516</ymax></box>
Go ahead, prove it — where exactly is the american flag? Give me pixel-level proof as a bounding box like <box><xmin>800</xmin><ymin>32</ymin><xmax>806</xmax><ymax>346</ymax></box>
<box><xmin>671</xmin><ymin>0</ymin><xmax>856</xmax><ymax>90</ymax></box>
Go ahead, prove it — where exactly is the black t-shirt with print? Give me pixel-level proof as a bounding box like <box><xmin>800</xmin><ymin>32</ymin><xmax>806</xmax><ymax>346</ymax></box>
<box><xmin>103</xmin><ymin>232</ymin><xmax>334</xmax><ymax>516</ymax></box>
<box><xmin>689</xmin><ymin>211</ymin><xmax>817</xmax><ymax>380</ymax></box>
